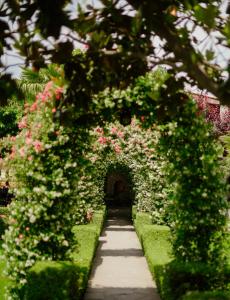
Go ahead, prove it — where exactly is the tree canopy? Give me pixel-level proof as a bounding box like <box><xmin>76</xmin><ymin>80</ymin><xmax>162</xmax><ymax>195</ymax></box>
<box><xmin>1</xmin><ymin>0</ymin><xmax>230</xmax><ymax>108</ymax></box>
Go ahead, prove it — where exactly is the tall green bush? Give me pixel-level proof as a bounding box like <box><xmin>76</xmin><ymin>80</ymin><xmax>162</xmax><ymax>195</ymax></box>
<box><xmin>1</xmin><ymin>75</ymin><xmax>85</xmax><ymax>299</ymax></box>
<box><xmin>158</xmin><ymin>97</ymin><xmax>228</xmax><ymax>265</ymax></box>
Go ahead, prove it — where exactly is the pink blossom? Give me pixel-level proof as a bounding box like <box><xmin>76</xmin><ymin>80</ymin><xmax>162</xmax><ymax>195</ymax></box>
<box><xmin>10</xmin><ymin>136</ymin><xmax>16</xmax><ymax>142</ymax></box>
<box><xmin>19</xmin><ymin>147</ymin><xmax>26</xmax><ymax>157</ymax></box>
<box><xmin>33</xmin><ymin>140</ymin><xmax>43</xmax><ymax>153</ymax></box>
<box><xmin>52</xmin><ymin>108</ymin><xmax>56</xmax><ymax>113</ymax></box>
<box><xmin>111</xmin><ymin>127</ymin><xmax>117</xmax><ymax>134</ymax></box>
<box><xmin>28</xmin><ymin>156</ymin><xmax>33</xmax><ymax>161</ymax></box>
<box><xmin>84</xmin><ymin>44</ymin><xmax>89</xmax><ymax>50</ymax></box>
<box><xmin>55</xmin><ymin>87</ymin><xmax>63</xmax><ymax>100</ymax></box>
<box><xmin>44</xmin><ymin>81</ymin><xmax>53</xmax><ymax>93</ymax></box>
<box><xmin>98</xmin><ymin>136</ymin><xmax>107</xmax><ymax>145</ymax></box>
<box><xmin>114</xmin><ymin>144</ymin><xmax>121</xmax><ymax>154</ymax></box>
<box><xmin>26</xmin><ymin>138</ymin><xmax>33</xmax><ymax>145</ymax></box>
<box><xmin>95</xmin><ymin>127</ymin><xmax>104</xmax><ymax>134</ymax></box>
<box><xmin>140</xmin><ymin>116</ymin><xmax>145</xmax><ymax>122</ymax></box>
<box><xmin>117</xmin><ymin>131</ymin><xmax>124</xmax><ymax>138</ymax></box>
<box><xmin>26</xmin><ymin>131</ymin><xmax>32</xmax><ymax>138</ymax></box>
<box><xmin>30</xmin><ymin>101</ymin><xmax>38</xmax><ymax>112</ymax></box>
<box><xmin>18</xmin><ymin>117</ymin><xmax>27</xmax><ymax>129</ymax></box>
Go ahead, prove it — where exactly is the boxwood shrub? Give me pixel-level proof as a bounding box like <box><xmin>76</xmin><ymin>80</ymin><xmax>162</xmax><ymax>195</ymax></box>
<box><xmin>134</xmin><ymin>211</ymin><xmax>230</xmax><ymax>300</ymax></box>
<box><xmin>181</xmin><ymin>291</ymin><xmax>230</xmax><ymax>300</ymax></box>
<box><xmin>22</xmin><ymin>207</ymin><xmax>106</xmax><ymax>300</ymax></box>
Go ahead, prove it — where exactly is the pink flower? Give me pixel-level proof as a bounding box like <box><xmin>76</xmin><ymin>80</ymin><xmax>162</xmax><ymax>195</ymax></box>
<box><xmin>18</xmin><ymin>117</ymin><xmax>27</xmax><ymax>129</ymax></box>
<box><xmin>33</xmin><ymin>142</ymin><xmax>42</xmax><ymax>152</ymax></box>
<box><xmin>95</xmin><ymin>127</ymin><xmax>104</xmax><ymax>134</ymax></box>
<box><xmin>55</xmin><ymin>87</ymin><xmax>63</xmax><ymax>100</ymax></box>
<box><xmin>19</xmin><ymin>147</ymin><xmax>26</xmax><ymax>157</ymax></box>
<box><xmin>26</xmin><ymin>131</ymin><xmax>32</xmax><ymax>138</ymax></box>
<box><xmin>111</xmin><ymin>127</ymin><xmax>117</xmax><ymax>134</ymax></box>
<box><xmin>26</xmin><ymin>138</ymin><xmax>32</xmax><ymax>145</ymax></box>
<box><xmin>19</xmin><ymin>234</ymin><xmax>23</xmax><ymax>239</ymax></box>
<box><xmin>114</xmin><ymin>144</ymin><xmax>121</xmax><ymax>154</ymax></box>
<box><xmin>10</xmin><ymin>136</ymin><xmax>16</xmax><ymax>142</ymax></box>
<box><xmin>28</xmin><ymin>156</ymin><xmax>33</xmax><ymax>161</ymax></box>
<box><xmin>30</xmin><ymin>101</ymin><xmax>38</xmax><ymax>112</ymax></box>
<box><xmin>140</xmin><ymin>116</ymin><xmax>145</xmax><ymax>122</ymax></box>
<box><xmin>117</xmin><ymin>131</ymin><xmax>124</xmax><ymax>138</ymax></box>
<box><xmin>52</xmin><ymin>108</ymin><xmax>56</xmax><ymax>113</ymax></box>
<box><xmin>44</xmin><ymin>81</ymin><xmax>53</xmax><ymax>93</ymax></box>
<box><xmin>33</xmin><ymin>140</ymin><xmax>43</xmax><ymax>153</ymax></box>
<box><xmin>84</xmin><ymin>44</ymin><xmax>89</xmax><ymax>50</ymax></box>
<box><xmin>98</xmin><ymin>136</ymin><xmax>107</xmax><ymax>145</ymax></box>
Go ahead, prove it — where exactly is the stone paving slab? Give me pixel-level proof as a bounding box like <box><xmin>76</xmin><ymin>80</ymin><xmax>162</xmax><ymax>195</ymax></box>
<box><xmin>84</xmin><ymin>208</ymin><xmax>161</xmax><ymax>300</ymax></box>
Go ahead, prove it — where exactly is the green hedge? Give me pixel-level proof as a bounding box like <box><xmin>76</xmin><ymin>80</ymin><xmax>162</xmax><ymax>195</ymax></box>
<box><xmin>134</xmin><ymin>211</ymin><xmax>230</xmax><ymax>300</ymax></box>
<box><xmin>181</xmin><ymin>291</ymin><xmax>230</xmax><ymax>300</ymax></box>
<box><xmin>24</xmin><ymin>207</ymin><xmax>106</xmax><ymax>300</ymax></box>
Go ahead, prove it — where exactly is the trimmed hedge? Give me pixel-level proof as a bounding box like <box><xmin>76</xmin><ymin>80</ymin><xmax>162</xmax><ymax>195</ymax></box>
<box><xmin>23</xmin><ymin>207</ymin><xmax>106</xmax><ymax>300</ymax></box>
<box><xmin>182</xmin><ymin>291</ymin><xmax>230</xmax><ymax>300</ymax></box>
<box><xmin>134</xmin><ymin>211</ymin><xmax>230</xmax><ymax>300</ymax></box>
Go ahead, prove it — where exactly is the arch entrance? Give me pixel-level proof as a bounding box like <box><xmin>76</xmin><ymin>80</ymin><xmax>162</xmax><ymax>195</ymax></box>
<box><xmin>104</xmin><ymin>172</ymin><xmax>132</xmax><ymax>207</ymax></box>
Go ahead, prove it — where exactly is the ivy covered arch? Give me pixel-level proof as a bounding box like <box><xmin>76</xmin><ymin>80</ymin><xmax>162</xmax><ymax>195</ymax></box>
<box><xmin>0</xmin><ymin>68</ymin><xmax>228</xmax><ymax>298</ymax></box>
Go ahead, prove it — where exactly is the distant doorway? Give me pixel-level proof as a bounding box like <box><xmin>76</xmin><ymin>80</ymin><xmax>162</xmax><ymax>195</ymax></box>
<box><xmin>104</xmin><ymin>172</ymin><xmax>132</xmax><ymax>207</ymax></box>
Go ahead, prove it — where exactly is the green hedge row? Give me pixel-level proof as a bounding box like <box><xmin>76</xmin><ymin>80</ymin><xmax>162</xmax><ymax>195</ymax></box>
<box><xmin>134</xmin><ymin>211</ymin><xmax>230</xmax><ymax>300</ymax></box>
<box><xmin>24</xmin><ymin>207</ymin><xmax>106</xmax><ymax>300</ymax></box>
<box><xmin>181</xmin><ymin>291</ymin><xmax>230</xmax><ymax>300</ymax></box>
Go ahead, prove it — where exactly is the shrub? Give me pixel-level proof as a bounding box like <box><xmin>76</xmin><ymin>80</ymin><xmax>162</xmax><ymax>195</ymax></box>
<box><xmin>181</xmin><ymin>291</ymin><xmax>230</xmax><ymax>300</ymax></box>
<box><xmin>158</xmin><ymin>96</ymin><xmax>228</xmax><ymax>265</ymax></box>
<box><xmin>24</xmin><ymin>208</ymin><xmax>105</xmax><ymax>300</ymax></box>
<box><xmin>162</xmin><ymin>261</ymin><xmax>230</xmax><ymax>300</ymax></box>
<box><xmin>25</xmin><ymin>261</ymin><xmax>82</xmax><ymax>300</ymax></box>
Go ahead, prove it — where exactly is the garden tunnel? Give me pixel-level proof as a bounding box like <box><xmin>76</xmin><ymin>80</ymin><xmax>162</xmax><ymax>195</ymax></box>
<box><xmin>104</xmin><ymin>167</ymin><xmax>134</xmax><ymax>208</ymax></box>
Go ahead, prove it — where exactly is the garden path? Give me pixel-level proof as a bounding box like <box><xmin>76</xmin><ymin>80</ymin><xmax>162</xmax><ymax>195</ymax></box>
<box><xmin>84</xmin><ymin>208</ymin><xmax>160</xmax><ymax>300</ymax></box>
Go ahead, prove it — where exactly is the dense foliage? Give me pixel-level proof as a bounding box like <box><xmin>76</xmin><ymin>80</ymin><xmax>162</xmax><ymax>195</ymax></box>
<box><xmin>158</xmin><ymin>97</ymin><xmax>228</xmax><ymax>265</ymax></box>
<box><xmin>1</xmin><ymin>73</ymin><xmax>85</xmax><ymax>299</ymax></box>
<box><xmin>1</xmin><ymin>0</ymin><xmax>230</xmax><ymax>109</ymax></box>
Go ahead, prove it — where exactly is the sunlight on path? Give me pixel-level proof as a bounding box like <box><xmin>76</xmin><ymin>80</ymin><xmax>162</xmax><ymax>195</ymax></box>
<box><xmin>84</xmin><ymin>208</ymin><xmax>160</xmax><ymax>300</ymax></box>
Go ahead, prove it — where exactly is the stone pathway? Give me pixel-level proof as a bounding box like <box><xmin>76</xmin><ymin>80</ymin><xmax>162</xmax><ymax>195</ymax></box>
<box><xmin>84</xmin><ymin>208</ymin><xmax>161</xmax><ymax>300</ymax></box>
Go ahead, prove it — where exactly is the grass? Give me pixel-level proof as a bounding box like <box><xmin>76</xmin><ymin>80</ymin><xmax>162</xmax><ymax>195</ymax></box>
<box><xmin>0</xmin><ymin>242</ymin><xmax>11</xmax><ymax>300</ymax></box>
<box><xmin>0</xmin><ymin>207</ymin><xmax>106</xmax><ymax>300</ymax></box>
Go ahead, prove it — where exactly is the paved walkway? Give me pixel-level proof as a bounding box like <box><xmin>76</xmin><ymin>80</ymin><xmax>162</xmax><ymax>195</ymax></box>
<box><xmin>84</xmin><ymin>208</ymin><xmax>161</xmax><ymax>300</ymax></box>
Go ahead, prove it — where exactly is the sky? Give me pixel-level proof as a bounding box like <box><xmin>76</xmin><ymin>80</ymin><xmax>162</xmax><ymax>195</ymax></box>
<box><xmin>2</xmin><ymin>0</ymin><xmax>230</xmax><ymax>84</ymax></box>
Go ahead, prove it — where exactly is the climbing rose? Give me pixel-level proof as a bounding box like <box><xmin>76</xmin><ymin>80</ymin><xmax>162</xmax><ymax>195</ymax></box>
<box><xmin>18</xmin><ymin>117</ymin><xmax>27</xmax><ymax>129</ymax></box>
<box><xmin>111</xmin><ymin>127</ymin><xmax>117</xmax><ymax>134</ymax></box>
<box><xmin>30</xmin><ymin>101</ymin><xmax>38</xmax><ymax>112</ymax></box>
<box><xmin>95</xmin><ymin>127</ymin><xmax>103</xmax><ymax>134</ymax></box>
<box><xmin>98</xmin><ymin>136</ymin><xmax>107</xmax><ymax>145</ymax></box>
<box><xmin>114</xmin><ymin>144</ymin><xmax>121</xmax><ymax>154</ymax></box>
<box><xmin>55</xmin><ymin>87</ymin><xmax>64</xmax><ymax>100</ymax></box>
<box><xmin>26</xmin><ymin>138</ymin><xmax>33</xmax><ymax>145</ymax></box>
<box><xmin>33</xmin><ymin>140</ymin><xmax>43</xmax><ymax>153</ymax></box>
<box><xmin>117</xmin><ymin>131</ymin><xmax>124</xmax><ymax>138</ymax></box>
<box><xmin>19</xmin><ymin>147</ymin><xmax>26</xmax><ymax>157</ymax></box>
